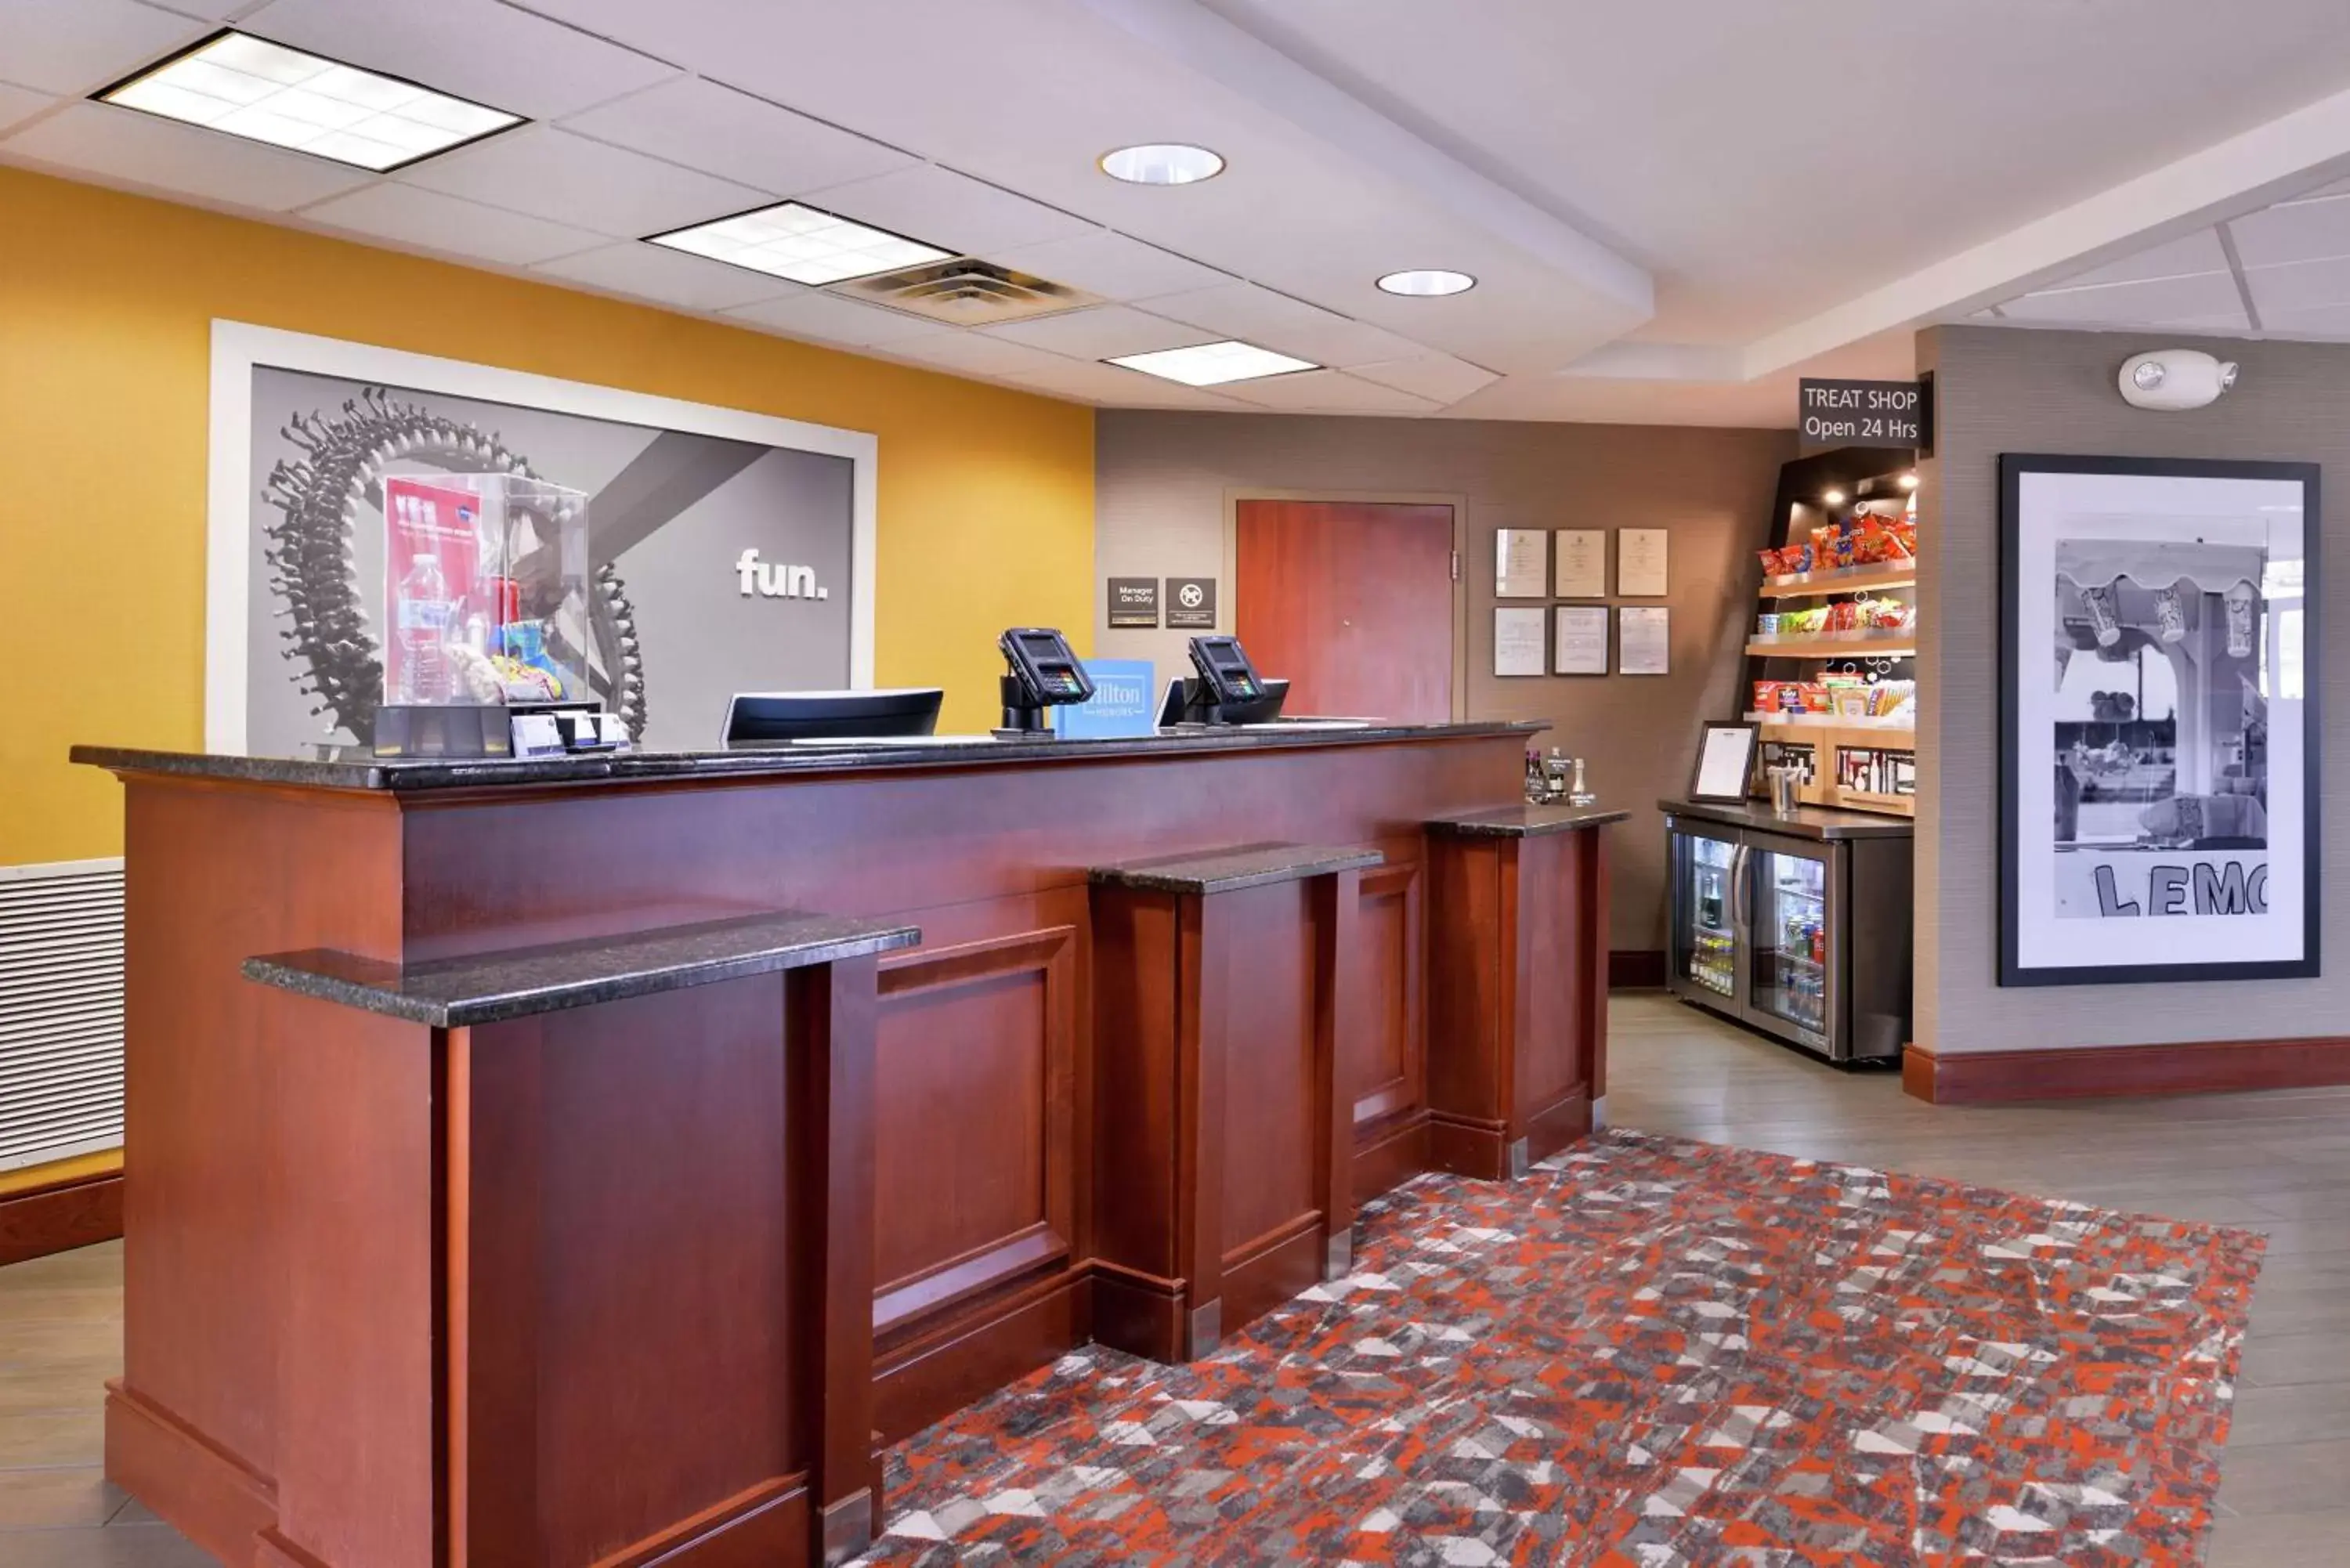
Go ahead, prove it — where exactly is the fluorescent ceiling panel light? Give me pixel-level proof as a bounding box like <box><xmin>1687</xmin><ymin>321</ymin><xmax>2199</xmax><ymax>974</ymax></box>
<box><xmin>1099</xmin><ymin>143</ymin><xmax>1224</xmax><ymax>186</ymax></box>
<box><xmin>1108</xmin><ymin>340</ymin><xmax>1317</xmax><ymax>386</ymax></box>
<box><xmin>1376</xmin><ymin>269</ymin><xmax>1476</xmax><ymax>297</ymax></box>
<box><xmin>96</xmin><ymin>31</ymin><xmax>521</xmax><ymax>172</ymax></box>
<box><xmin>649</xmin><ymin>201</ymin><xmax>953</xmax><ymax>286</ymax></box>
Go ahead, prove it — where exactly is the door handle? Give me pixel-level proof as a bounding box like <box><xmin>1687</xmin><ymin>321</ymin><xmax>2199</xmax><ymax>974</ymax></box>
<box><xmin>1730</xmin><ymin>844</ymin><xmax>1750</xmax><ymax>934</ymax></box>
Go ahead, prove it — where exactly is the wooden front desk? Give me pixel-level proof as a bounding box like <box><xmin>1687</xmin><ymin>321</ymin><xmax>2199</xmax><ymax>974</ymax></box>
<box><xmin>75</xmin><ymin>724</ymin><xmax>1618</xmax><ymax>1568</ymax></box>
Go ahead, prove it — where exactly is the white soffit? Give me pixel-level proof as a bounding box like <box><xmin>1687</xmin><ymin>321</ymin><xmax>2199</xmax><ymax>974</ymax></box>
<box><xmin>299</xmin><ymin>182</ymin><xmax>607</xmax><ymax>266</ymax></box>
<box><xmin>557</xmin><ymin>77</ymin><xmax>916</xmax><ymax>197</ymax></box>
<box><xmin>3</xmin><ymin>99</ymin><xmax>374</xmax><ymax>210</ymax></box>
<box><xmin>532</xmin><ymin>240</ymin><xmax>800</xmax><ymax>313</ymax></box>
<box><xmin>398</xmin><ymin>125</ymin><xmax>771</xmax><ymax>238</ymax></box>
<box><xmin>1998</xmin><ymin>270</ymin><xmax>2248</xmax><ymax>328</ymax></box>
<box><xmin>238</xmin><ymin>0</ymin><xmax>680</xmax><ymax>121</ymax></box>
<box><xmin>0</xmin><ymin>0</ymin><xmax>201</xmax><ymax>95</ymax></box>
<box><xmin>2230</xmin><ymin>191</ymin><xmax>2350</xmax><ymax>267</ymax></box>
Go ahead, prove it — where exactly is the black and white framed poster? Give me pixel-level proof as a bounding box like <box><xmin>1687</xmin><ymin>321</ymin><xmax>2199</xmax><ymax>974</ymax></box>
<box><xmin>2001</xmin><ymin>454</ymin><xmax>2319</xmax><ymax>986</ymax></box>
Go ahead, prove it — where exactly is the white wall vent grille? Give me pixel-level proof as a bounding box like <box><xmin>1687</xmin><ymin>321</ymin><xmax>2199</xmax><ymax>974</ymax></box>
<box><xmin>0</xmin><ymin>858</ymin><xmax>125</xmax><ymax>1175</ymax></box>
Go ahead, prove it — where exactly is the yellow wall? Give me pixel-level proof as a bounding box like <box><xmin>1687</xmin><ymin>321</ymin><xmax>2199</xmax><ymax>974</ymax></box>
<box><xmin>0</xmin><ymin>165</ymin><xmax>1095</xmax><ymax>868</ymax></box>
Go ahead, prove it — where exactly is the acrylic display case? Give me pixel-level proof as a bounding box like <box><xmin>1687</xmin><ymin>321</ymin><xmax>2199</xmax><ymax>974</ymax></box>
<box><xmin>376</xmin><ymin>473</ymin><xmax>592</xmax><ymax>756</ymax></box>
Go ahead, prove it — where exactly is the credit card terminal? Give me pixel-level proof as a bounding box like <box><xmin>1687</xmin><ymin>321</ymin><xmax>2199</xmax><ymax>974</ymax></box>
<box><xmin>997</xmin><ymin>627</ymin><xmax>1094</xmax><ymax>735</ymax></box>
<box><xmin>1187</xmin><ymin>634</ymin><xmax>1265</xmax><ymax>705</ymax></box>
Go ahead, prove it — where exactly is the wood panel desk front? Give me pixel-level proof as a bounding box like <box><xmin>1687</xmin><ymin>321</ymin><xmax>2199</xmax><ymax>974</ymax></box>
<box><xmin>74</xmin><ymin>724</ymin><xmax>1618</xmax><ymax>1568</ymax></box>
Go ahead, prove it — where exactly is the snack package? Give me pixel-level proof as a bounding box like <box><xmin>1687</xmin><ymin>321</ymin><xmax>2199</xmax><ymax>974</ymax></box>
<box><xmin>1753</xmin><ymin>680</ymin><xmax>1781</xmax><ymax>714</ymax></box>
<box><xmin>1759</xmin><ymin>548</ymin><xmax>1785</xmax><ymax>579</ymax></box>
<box><xmin>1800</xmin><ymin>685</ymin><xmax>1834</xmax><ymax>714</ymax></box>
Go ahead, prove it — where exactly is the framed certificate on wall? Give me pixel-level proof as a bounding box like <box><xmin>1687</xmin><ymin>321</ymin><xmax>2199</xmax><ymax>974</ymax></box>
<box><xmin>1495</xmin><ymin>529</ymin><xmax>1547</xmax><ymax>598</ymax></box>
<box><xmin>1553</xmin><ymin>529</ymin><xmax>1606</xmax><ymax>598</ymax></box>
<box><xmin>1617</xmin><ymin>528</ymin><xmax>1669</xmax><ymax>596</ymax></box>
<box><xmin>1554</xmin><ymin>605</ymin><xmax>1608</xmax><ymax>674</ymax></box>
<box><xmin>1494</xmin><ymin>607</ymin><xmax>1547</xmax><ymax>675</ymax></box>
<box><xmin>1619</xmin><ymin>605</ymin><xmax>1669</xmax><ymax>674</ymax></box>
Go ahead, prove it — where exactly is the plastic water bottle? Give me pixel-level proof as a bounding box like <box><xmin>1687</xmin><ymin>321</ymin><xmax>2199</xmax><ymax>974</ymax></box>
<box><xmin>396</xmin><ymin>553</ymin><xmax>454</xmax><ymax>703</ymax></box>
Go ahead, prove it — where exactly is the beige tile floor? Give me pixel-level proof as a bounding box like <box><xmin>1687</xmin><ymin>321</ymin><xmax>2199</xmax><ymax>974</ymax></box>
<box><xmin>2</xmin><ymin>992</ymin><xmax>2342</xmax><ymax>1563</ymax></box>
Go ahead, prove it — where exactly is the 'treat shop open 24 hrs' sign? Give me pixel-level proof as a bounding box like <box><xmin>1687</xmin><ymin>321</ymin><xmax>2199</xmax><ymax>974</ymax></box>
<box><xmin>1799</xmin><ymin>378</ymin><xmax>1929</xmax><ymax>449</ymax></box>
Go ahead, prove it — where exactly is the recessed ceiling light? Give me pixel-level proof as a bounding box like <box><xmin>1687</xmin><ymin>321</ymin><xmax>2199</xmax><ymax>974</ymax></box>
<box><xmin>1108</xmin><ymin>340</ymin><xmax>1318</xmax><ymax>387</ymax></box>
<box><xmin>1376</xmin><ymin>269</ymin><xmax>1476</xmax><ymax>297</ymax></box>
<box><xmin>1099</xmin><ymin>143</ymin><xmax>1225</xmax><ymax>186</ymax></box>
<box><xmin>648</xmin><ymin>201</ymin><xmax>954</xmax><ymax>286</ymax></box>
<box><xmin>1899</xmin><ymin>471</ymin><xmax>1920</xmax><ymax>490</ymax></box>
<box><xmin>1822</xmin><ymin>490</ymin><xmax>1847</xmax><ymax>506</ymax></box>
<box><xmin>95</xmin><ymin>30</ymin><xmax>521</xmax><ymax>172</ymax></box>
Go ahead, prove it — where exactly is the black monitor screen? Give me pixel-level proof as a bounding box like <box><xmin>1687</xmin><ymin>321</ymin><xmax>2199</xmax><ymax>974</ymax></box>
<box><xmin>723</xmin><ymin>688</ymin><xmax>944</xmax><ymax>747</ymax></box>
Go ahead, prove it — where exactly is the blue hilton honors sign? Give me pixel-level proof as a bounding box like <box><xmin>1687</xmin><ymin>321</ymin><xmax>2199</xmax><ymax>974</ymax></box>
<box><xmin>1054</xmin><ymin>659</ymin><xmax>1157</xmax><ymax>739</ymax></box>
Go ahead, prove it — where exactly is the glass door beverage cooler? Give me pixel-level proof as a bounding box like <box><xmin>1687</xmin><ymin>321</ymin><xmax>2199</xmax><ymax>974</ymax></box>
<box><xmin>1664</xmin><ymin>802</ymin><xmax>1913</xmax><ymax>1063</ymax></box>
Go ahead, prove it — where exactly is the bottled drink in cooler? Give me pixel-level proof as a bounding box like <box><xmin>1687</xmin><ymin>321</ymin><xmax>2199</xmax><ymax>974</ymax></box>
<box><xmin>396</xmin><ymin>552</ymin><xmax>454</xmax><ymax>703</ymax></box>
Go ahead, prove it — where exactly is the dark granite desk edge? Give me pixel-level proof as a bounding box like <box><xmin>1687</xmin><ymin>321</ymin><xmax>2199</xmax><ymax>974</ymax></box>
<box><xmin>1658</xmin><ymin>797</ymin><xmax>1914</xmax><ymax>840</ymax></box>
<box><xmin>241</xmin><ymin>916</ymin><xmax>920</xmax><ymax>1028</ymax></box>
<box><xmin>73</xmin><ymin>721</ymin><xmax>1544</xmax><ymax>793</ymax></box>
<box><xmin>1426</xmin><ymin>806</ymin><xmax>1632</xmax><ymax>836</ymax></box>
<box><xmin>1092</xmin><ymin>844</ymin><xmax>1386</xmax><ymax>894</ymax></box>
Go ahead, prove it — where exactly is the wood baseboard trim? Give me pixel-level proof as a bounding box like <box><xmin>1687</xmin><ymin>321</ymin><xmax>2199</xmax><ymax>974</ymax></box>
<box><xmin>1350</xmin><ymin>1108</ymin><xmax>1430</xmax><ymax>1200</ymax></box>
<box><xmin>1906</xmin><ymin>1037</ymin><xmax>2350</xmax><ymax>1104</ymax></box>
<box><xmin>1609</xmin><ymin>949</ymin><xmax>1667</xmax><ymax>990</ymax></box>
<box><xmin>872</xmin><ymin>1266</ymin><xmax>1089</xmax><ymax>1443</ymax></box>
<box><xmin>106</xmin><ymin>1382</ymin><xmax>277</xmax><ymax>1568</ymax></box>
<box><xmin>0</xmin><ymin>1171</ymin><xmax>123</xmax><ymax>1267</ymax></box>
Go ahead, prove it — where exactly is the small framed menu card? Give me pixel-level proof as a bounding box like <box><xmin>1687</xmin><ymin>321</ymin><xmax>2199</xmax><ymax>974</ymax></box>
<box><xmin>1553</xmin><ymin>605</ymin><xmax>1609</xmax><ymax>674</ymax></box>
<box><xmin>1553</xmin><ymin>529</ymin><xmax>1606</xmax><ymax>598</ymax></box>
<box><xmin>1617</xmin><ymin>528</ymin><xmax>1669</xmax><ymax>596</ymax></box>
<box><xmin>1494</xmin><ymin>607</ymin><xmax>1547</xmax><ymax>676</ymax></box>
<box><xmin>1495</xmin><ymin>529</ymin><xmax>1547</xmax><ymax>598</ymax></box>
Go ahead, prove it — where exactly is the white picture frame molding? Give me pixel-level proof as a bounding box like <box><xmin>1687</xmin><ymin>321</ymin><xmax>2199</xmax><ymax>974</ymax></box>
<box><xmin>205</xmin><ymin>319</ymin><xmax>880</xmax><ymax>752</ymax></box>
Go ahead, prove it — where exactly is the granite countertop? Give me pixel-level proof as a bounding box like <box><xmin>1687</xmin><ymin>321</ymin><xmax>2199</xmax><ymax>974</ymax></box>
<box><xmin>74</xmin><ymin>720</ymin><xmax>1542</xmax><ymax>793</ymax></box>
<box><xmin>1426</xmin><ymin>803</ymin><xmax>1632</xmax><ymax>836</ymax></box>
<box><xmin>241</xmin><ymin>909</ymin><xmax>920</xmax><ymax>1028</ymax></box>
<box><xmin>1091</xmin><ymin>842</ymin><xmax>1385</xmax><ymax>894</ymax></box>
<box><xmin>1658</xmin><ymin>797</ymin><xmax>1914</xmax><ymax>840</ymax></box>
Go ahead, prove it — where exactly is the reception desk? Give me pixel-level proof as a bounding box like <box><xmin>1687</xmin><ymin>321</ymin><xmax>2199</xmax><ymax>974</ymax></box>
<box><xmin>74</xmin><ymin>723</ymin><xmax>1618</xmax><ymax>1568</ymax></box>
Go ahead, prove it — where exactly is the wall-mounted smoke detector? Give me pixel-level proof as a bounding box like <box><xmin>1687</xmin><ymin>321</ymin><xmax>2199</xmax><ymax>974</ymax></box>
<box><xmin>830</xmin><ymin>258</ymin><xmax>1104</xmax><ymax>325</ymax></box>
<box><xmin>2119</xmin><ymin>349</ymin><xmax>2239</xmax><ymax>410</ymax></box>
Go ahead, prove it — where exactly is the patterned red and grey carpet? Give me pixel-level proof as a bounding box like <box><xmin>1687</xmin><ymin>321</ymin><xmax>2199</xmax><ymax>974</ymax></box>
<box><xmin>858</xmin><ymin>1129</ymin><xmax>2265</xmax><ymax>1566</ymax></box>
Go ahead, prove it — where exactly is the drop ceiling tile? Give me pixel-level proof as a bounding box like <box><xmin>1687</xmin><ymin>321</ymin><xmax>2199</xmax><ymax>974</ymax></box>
<box><xmin>2229</xmin><ymin>194</ymin><xmax>2350</xmax><ymax>269</ymax></box>
<box><xmin>1998</xmin><ymin>270</ymin><xmax>2245</xmax><ymax>327</ymax></box>
<box><xmin>878</xmin><ymin>333</ymin><xmax>1083</xmax><ymax>379</ymax></box>
<box><xmin>985</xmin><ymin>230</ymin><xmax>1230</xmax><ymax>302</ymax></box>
<box><xmin>1138</xmin><ymin>280</ymin><xmax>1423</xmax><ymax>367</ymax></box>
<box><xmin>1347</xmin><ymin>354</ymin><xmax>1499</xmax><ymax>404</ymax></box>
<box><xmin>1</xmin><ymin>99</ymin><xmax>373</xmax><ymax>210</ymax></box>
<box><xmin>978</xmin><ymin>305</ymin><xmax>1206</xmax><ymax>360</ymax></box>
<box><xmin>400</xmin><ymin>125</ymin><xmax>769</xmax><ymax>238</ymax></box>
<box><xmin>0</xmin><ymin>0</ymin><xmax>204</xmax><ymax>94</ymax></box>
<box><xmin>0</xmin><ymin>83</ymin><xmax>55</xmax><ymax>134</ymax></box>
<box><xmin>300</xmin><ymin>182</ymin><xmax>606</xmax><ymax>266</ymax></box>
<box><xmin>240</xmin><ymin>0</ymin><xmax>678</xmax><ymax>121</ymax></box>
<box><xmin>799</xmin><ymin>163</ymin><xmax>1093</xmax><ymax>256</ymax></box>
<box><xmin>559</xmin><ymin>77</ymin><xmax>912</xmax><ymax>198</ymax></box>
<box><xmin>1215</xmin><ymin>370</ymin><xmax>1441</xmax><ymax>415</ymax></box>
<box><xmin>999</xmin><ymin>359</ymin><xmax>1249</xmax><ymax>410</ymax></box>
<box><xmin>2052</xmin><ymin>229</ymin><xmax>2229</xmax><ymax>290</ymax></box>
<box><xmin>533</xmin><ymin>241</ymin><xmax>796</xmax><ymax>312</ymax></box>
<box><xmin>2241</xmin><ymin>254</ymin><xmax>2350</xmax><ymax>316</ymax></box>
<box><xmin>725</xmin><ymin>290</ymin><xmax>942</xmax><ymax>349</ymax></box>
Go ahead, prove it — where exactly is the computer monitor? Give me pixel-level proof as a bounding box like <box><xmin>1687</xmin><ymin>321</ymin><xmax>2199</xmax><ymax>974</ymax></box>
<box><xmin>722</xmin><ymin>688</ymin><xmax>944</xmax><ymax>747</ymax></box>
<box><xmin>1156</xmin><ymin>676</ymin><xmax>1289</xmax><ymax>727</ymax></box>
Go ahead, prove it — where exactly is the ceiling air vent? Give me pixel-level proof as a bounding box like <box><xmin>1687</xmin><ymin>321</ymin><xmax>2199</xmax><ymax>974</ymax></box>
<box><xmin>833</xmin><ymin>258</ymin><xmax>1102</xmax><ymax>326</ymax></box>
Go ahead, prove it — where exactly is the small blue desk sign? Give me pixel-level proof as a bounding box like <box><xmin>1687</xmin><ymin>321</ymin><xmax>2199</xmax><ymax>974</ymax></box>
<box><xmin>1054</xmin><ymin>659</ymin><xmax>1157</xmax><ymax>739</ymax></box>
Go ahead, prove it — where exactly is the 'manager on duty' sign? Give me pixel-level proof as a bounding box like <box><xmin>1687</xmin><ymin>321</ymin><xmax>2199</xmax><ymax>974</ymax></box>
<box><xmin>1799</xmin><ymin>378</ymin><xmax>1927</xmax><ymax>448</ymax></box>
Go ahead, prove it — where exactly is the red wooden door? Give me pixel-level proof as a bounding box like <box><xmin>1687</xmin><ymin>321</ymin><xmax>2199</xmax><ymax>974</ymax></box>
<box><xmin>1235</xmin><ymin>500</ymin><xmax>1456</xmax><ymax>722</ymax></box>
